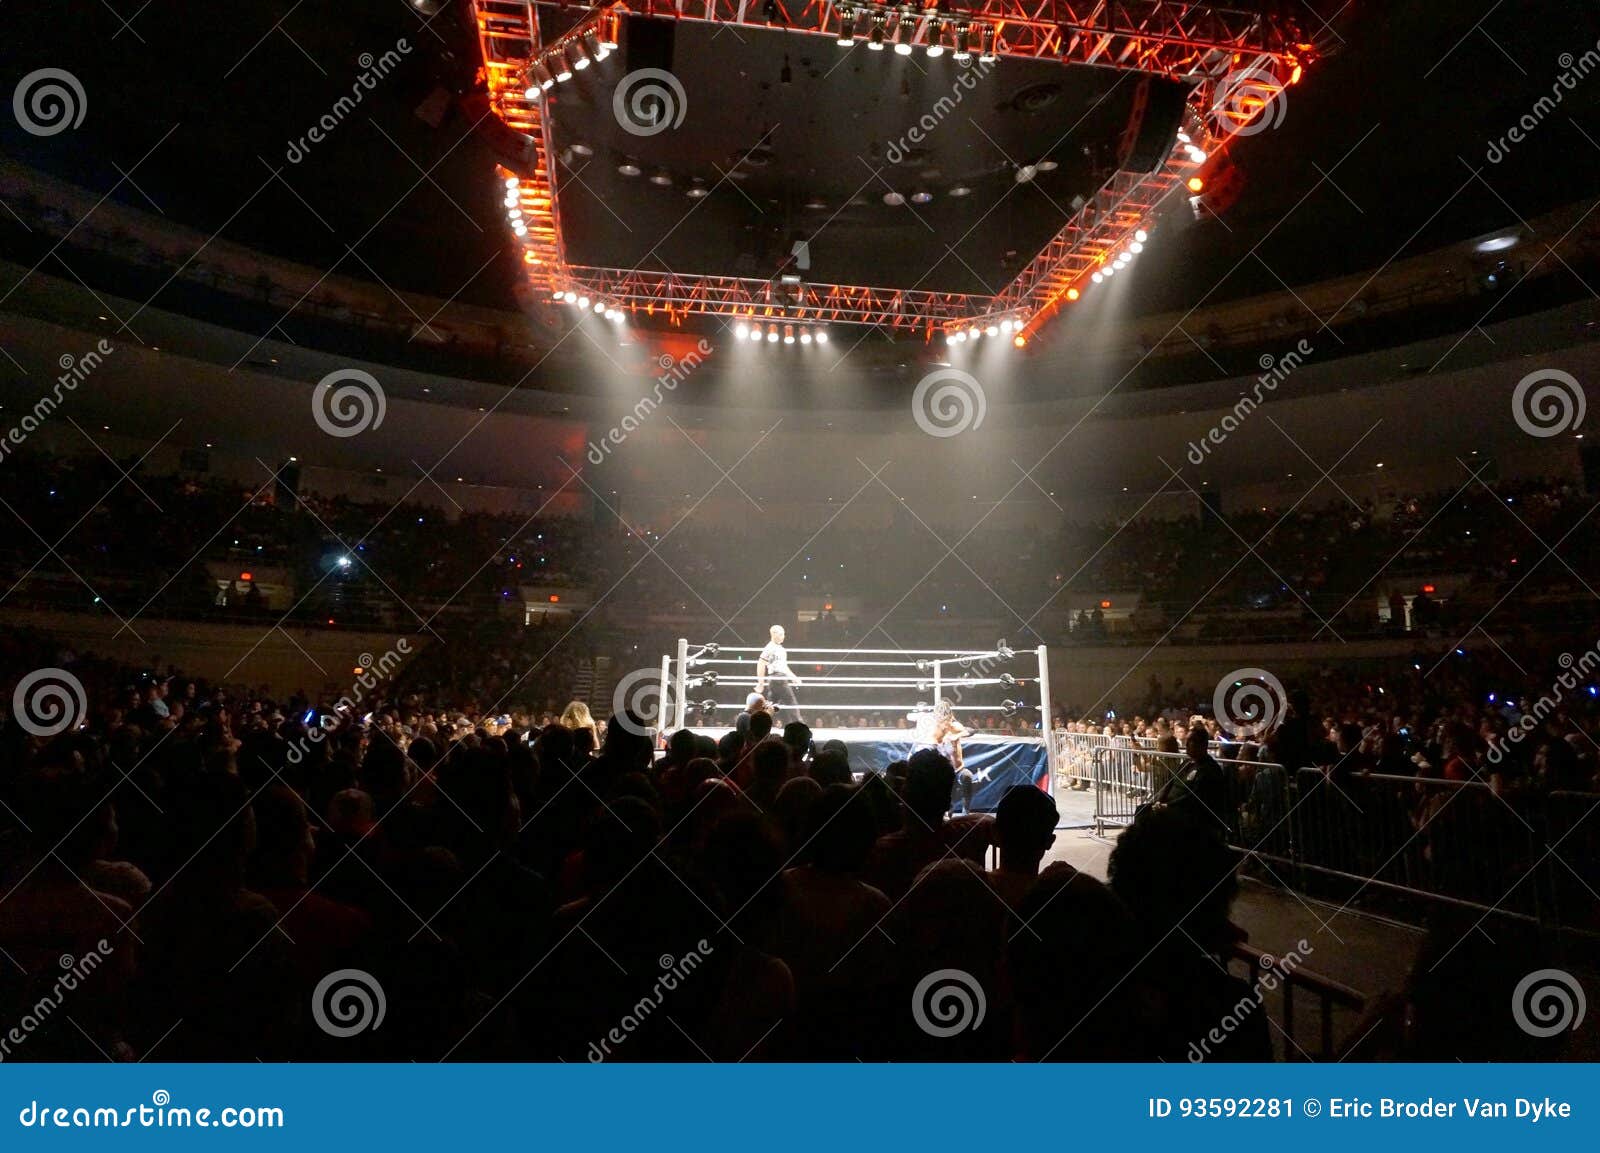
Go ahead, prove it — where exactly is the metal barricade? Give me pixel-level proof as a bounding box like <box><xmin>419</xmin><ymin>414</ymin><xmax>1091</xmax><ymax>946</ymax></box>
<box><xmin>1056</xmin><ymin>732</ymin><xmax>1595</xmax><ymax>933</ymax></box>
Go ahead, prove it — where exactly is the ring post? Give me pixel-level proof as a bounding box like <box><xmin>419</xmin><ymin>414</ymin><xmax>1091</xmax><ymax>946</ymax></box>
<box><xmin>673</xmin><ymin>637</ymin><xmax>689</xmax><ymax>730</ymax></box>
<box><xmin>658</xmin><ymin>654</ymin><xmax>671</xmax><ymax>739</ymax></box>
<box><xmin>1036</xmin><ymin>644</ymin><xmax>1056</xmax><ymax>798</ymax></box>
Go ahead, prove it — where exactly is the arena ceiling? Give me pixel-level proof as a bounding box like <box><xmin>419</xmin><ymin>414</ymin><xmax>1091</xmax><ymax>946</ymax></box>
<box><xmin>1</xmin><ymin>1</ymin><xmax>1597</xmax><ymax>332</ymax></box>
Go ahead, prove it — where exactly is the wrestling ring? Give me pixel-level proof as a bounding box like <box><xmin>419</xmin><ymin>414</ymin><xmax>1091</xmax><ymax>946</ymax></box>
<box><xmin>649</xmin><ymin>638</ymin><xmax>1058</xmax><ymax>812</ymax></box>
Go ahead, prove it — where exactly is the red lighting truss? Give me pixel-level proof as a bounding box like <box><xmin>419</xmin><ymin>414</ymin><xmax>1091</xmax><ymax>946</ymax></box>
<box><xmin>472</xmin><ymin>1</ymin><xmax>1327</xmax><ymax>338</ymax></box>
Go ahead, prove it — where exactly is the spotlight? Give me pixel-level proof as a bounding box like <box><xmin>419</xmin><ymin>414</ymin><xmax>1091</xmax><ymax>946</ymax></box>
<box><xmin>783</xmin><ymin>324</ymin><xmax>796</xmax><ymax>344</ymax></box>
<box><xmin>748</xmin><ymin>325</ymin><xmax>764</xmax><ymax>342</ymax></box>
<box><xmin>985</xmin><ymin>324</ymin><xmax>999</xmax><ymax>338</ymax></box>
<box><xmin>577</xmin><ymin>295</ymin><xmax>590</xmax><ymax>308</ymax></box>
<box><xmin>599</xmin><ymin>20</ymin><xmax>619</xmax><ymax>52</ymax></box>
<box><xmin>909</xmin><ymin>190</ymin><xmax>933</xmax><ymax>204</ymax></box>
<box><xmin>868</xmin><ymin>17</ymin><xmax>885</xmax><ymax>50</ymax></box>
<box><xmin>562</xmin><ymin>291</ymin><xmax>578</xmax><ymax>303</ymax></box>
<box><xmin>815</xmin><ymin>329</ymin><xmax>829</xmax><ymax>344</ymax></box>
<box><xmin>1186</xmin><ymin>145</ymin><xmax>1208</xmax><ymax>163</ymax></box>
<box><xmin>593</xmin><ymin>300</ymin><xmax>607</xmax><ymax>313</ymax></box>
<box><xmin>892</xmin><ymin>17</ymin><xmax>912</xmax><ymax>55</ymax></box>
<box><xmin>948</xmin><ymin>184</ymin><xmax>971</xmax><ymax>198</ymax></box>
<box><xmin>524</xmin><ymin>84</ymin><xmax>541</xmax><ymax>101</ymax></box>
<box><xmin>1177</xmin><ymin>131</ymin><xmax>1191</xmax><ymax>144</ymax></box>
<box><xmin>685</xmin><ymin>179</ymin><xmax>709</xmax><ymax>198</ymax></box>
<box><xmin>978</xmin><ymin>26</ymin><xmax>997</xmax><ymax>63</ymax></box>
<box><xmin>1135</xmin><ymin>228</ymin><xmax>1149</xmax><ymax>242</ymax></box>
<box><xmin>1066</xmin><ymin>287</ymin><xmax>1080</xmax><ymax>301</ymax></box>
<box><xmin>581</xmin><ymin>30</ymin><xmax>603</xmax><ymax>61</ymax></box>
<box><xmin>1014</xmin><ymin>164</ymin><xmax>1037</xmax><ymax>184</ymax></box>
<box><xmin>504</xmin><ymin>176</ymin><xmax>519</xmax><ymax>191</ymax></box>
<box><xmin>800</xmin><ymin>330</ymin><xmax>813</xmax><ymax>344</ymax></box>
<box><xmin>926</xmin><ymin>22</ymin><xmax>946</xmax><ymax>57</ymax></box>
<box><xmin>617</xmin><ymin>161</ymin><xmax>642</xmax><ymax>177</ymax></box>
<box><xmin>968</xmin><ymin>327</ymin><xmax>982</xmax><ymax>341</ymax></box>
<box><xmin>570</xmin><ymin>42</ymin><xmax>591</xmax><ymax>72</ymax></box>
<box><xmin>1187</xmin><ymin>176</ymin><xmax>1204</xmax><ymax>193</ymax></box>
<box><xmin>945</xmin><ymin>332</ymin><xmax>957</xmax><ymax>345</ymax></box>
<box><xmin>1102</xmin><ymin>265</ymin><xmax>1115</xmax><ymax>277</ymax></box>
<box><xmin>1091</xmin><ymin>272</ymin><xmax>1103</xmax><ymax>284</ymax></box>
<box><xmin>735</xmin><ymin>322</ymin><xmax>749</xmax><ymax>339</ymax></box>
<box><xmin>649</xmin><ymin>169</ymin><xmax>673</xmax><ymax>186</ymax></box>
<box><xmin>1130</xmin><ymin>241</ymin><xmax>1144</xmax><ymax>254</ymax></box>
<box><xmin>766</xmin><ymin>325</ymin><xmax>779</xmax><ymax>343</ymax></box>
<box><xmin>951</xmin><ymin>330</ymin><xmax>966</xmax><ymax>344</ymax></box>
<box><xmin>882</xmin><ymin>190</ymin><xmax>906</xmax><ymax>206</ymax></box>
<box><xmin>553</xmin><ymin>53</ymin><xmax>573</xmax><ymax>83</ymax></box>
<box><xmin>512</xmin><ymin>224</ymin><xmax>527</xmax><ymax>236</ymax></box>
<box><xmin>1012</xmin><ymin>334</ymin><xmax>1026</xmax><ymax>348</ymax></box>
<box><xmin>953</xmin><ymin>22</ymin><xmax>972</xmax><ymax>61</ymax></box>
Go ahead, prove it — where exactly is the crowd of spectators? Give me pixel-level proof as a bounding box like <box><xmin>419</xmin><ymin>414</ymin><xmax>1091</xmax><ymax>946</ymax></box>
<box><xmin>2</xmin><ymin>447</ymin><xmax>1593</xmax><ymax>645</ymax></box>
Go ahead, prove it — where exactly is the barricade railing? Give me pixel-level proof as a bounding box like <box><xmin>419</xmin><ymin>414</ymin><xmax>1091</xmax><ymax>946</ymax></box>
<box><xmin>1057</xmin><ymin>732</ymin><xmax>1599</xmax><ymax>933</ymax></box>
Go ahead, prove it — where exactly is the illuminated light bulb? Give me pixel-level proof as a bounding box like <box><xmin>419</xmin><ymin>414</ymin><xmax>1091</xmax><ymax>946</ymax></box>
<box><xmin>985</xmin><ymin>324</ymin><xmax>999</xmax><ymax>338</ymax></box>
<box><xmin>815</xmin><ymin>330</ymin><xmax>829</xmax><ymax>344</ymax></box>
<box><xmin>1066</xmin><ymin>287</ymin><xmax>1080</xmax><ymax>301</ymax></box>
<box><xmin>576</xmin><ymin>296</ymin><xmax>590</xmax><ymax>309</ymax></box>
<box><xmin>800</xmin><ymin>331</ymin><xmax>813</xmax><ymax>344</ymax></box>
<box><xmin>1013</xmin><ymin>334</ymin><xmax>1026</xmax><ymax>348</ymax></box>
<box><xmin>505</xmin><ymin>177</ymin><xmax>520</xmax><ymax>190</ymax></box>
<box><xmin>767</xmin><ymin>326</ymin><xmax>780</xmax><ymax>343</ymax></box>
<box><xmin>1135</xmin><ymin>228</ymin><xmax>1148</xmax><ymax>242</ymax></box>
<box><xmin>1187</xmin><ymin>176</ymin><xmax>1204</xmax><ymax>193</ymax></box>
<box><xmin>1091</xmin><ymin>272</ymin><xmax>1103</xmax><ymax>284</ymax></box>
<box><xmin>1130</xmin><ymin>241</ymin><xmax>1144</xmax><ymax>254</ymax></box>
<box><xmin>735</xmin><ymin>323</ymin><xmax>749</xmax><ymax>339</ymax></box>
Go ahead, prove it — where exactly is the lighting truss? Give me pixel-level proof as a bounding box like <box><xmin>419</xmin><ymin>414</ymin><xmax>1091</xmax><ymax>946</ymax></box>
<box><xmin>473</xmin><ymin>1</ymin><xmax>1325</xmax><ymax>338</ymax></box>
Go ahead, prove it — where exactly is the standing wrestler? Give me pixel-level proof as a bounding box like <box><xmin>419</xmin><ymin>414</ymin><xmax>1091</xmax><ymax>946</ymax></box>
<box><xmin>755</xmin><ymin>625</ymin><xmax>803</xmax><ymax>722</ymax></box>
<box><xmin>912</xmin><ymin>699</ymin><xmax>978</xmax><ymax>814</ymax></box>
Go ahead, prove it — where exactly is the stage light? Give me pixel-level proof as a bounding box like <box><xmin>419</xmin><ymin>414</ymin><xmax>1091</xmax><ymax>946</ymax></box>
<box><xmin>783</xmin><ymin>325</ymin><xmax>796</xmax><ymax>344</ymax></box>
<box><xmin>553</xmin><ymin>53</ymin><xmax>573</xmax><ymax>82</ymax></box>
<box><xmin>953</xmin><ymin>22</ymin><xmax>972</xmax><ymax>61</ymax></box>
<box><xmin>735</xmin><ymin>322</ymin><xmax>749</xmax><ymax>339</ymax></box>
<box><xmin>1186</xmin><ymin>145</ymin><xmax>1208</xmax><ymax>163</ymax></box>
<box><xmin>507</xmin><ymin>208</ymin><xmax>522</xmax><ymax>220</ymax></box>
<box><xmin>1176</xmin><ymin>131</ymin><xmax>1191</xmax><ymax>144</ymax></box>
<box><xmin>969</xmin><ymin>327</ymin><xmax>982</xmax><ymax>341</ymax></box>
<box><xmin>1187</xmin><ymin>176</ymin><xmax>1204</xmax><ymax>193</ymax></box>
<box><xmin>685</xmin><ymin>179</ymin><xmax>709</xmax><ymax>198</ymax></box>
<box><xmin>978</xmin><ymin>26</ymin><xmax>997</xmax><ymax>63</ymax></box>
<box><xmin>524</xmin><ymin>84</ymin><xmax>541</xmax><ymax>101</ymax></box>
<box><xmin>882</xmin><ymin>190</ymin><xmax>906</xmax><ymax>206</ymax></box>
<box><xmin>1130</xmin><ymin>241</ymin><xmax>1144</xmax><ymax>254</ymax></box>
<box><xmin>577</xmin><ymin>295</ymin><xmax>590</xmax><ymax>308</ymax></box>
<box><xmin>581</xmin><ymin>30</ymin><xmax>603</xmax><ymax>61</ymax></box>
<box><xmin>1013</xmin><ymin>334</ymin><xmax>1026</xmax><ymax>348</ymax></box>
<box><xmin>910</xmin><ymin>190</ymin><xmax>932</xmax><ymax>204</ymax></box>
<box><xmin>800</xmin><ymin>330</ymin><xmax>813</xmax><ymax>344</ymax></box>
<box><xmin>649</xmin><ymin>169</ymin><xmax>673</xmax><ymax>186</ymax></box>
<box><xmin>562</xmin><ymin>291</ymin><xmax>577</xmax><ymax>303</ymax></box>
<box><xmin>1091</xmin><ymin>271</ymin><xmax>1103</xmax><ymax>284</ymax></box>
<box><xmin>985</xmin><ymin>324</ymin><xmax>999</xmax><ymax>338</ymax></box>
<box><xmin>593</xmin><ymin>300</ymin><xmax>606</xmax><ymax>313</ymax></box>
<box><xmin>617</xmin><ymin>161</ymin><xmax>641</xmax><ymax>177</ymax></box>
<box><xmin>1014</xmin><ymin>164</ymin><xmax>1037</xmax><ymax>184</ymax></box>
<box><xmin>948</xmin><ymin>184</ymin><xmax>971</xmax><ymax>198</ymax></box>
<box><xmin>868</xmin><ymin>18</ymin><xmax>885</xmax><ymax>49</ymax></box>
<box><xmin>504</xmin><ymin>176</ymin><xmax>519</xmax><ymax>191</ymax></box>
<box><xmin>503</xmin><ymin>193</ymin><xmax>518</xmax><ymax>208</ymax></box>
<box><xmin>945</xmin><ymin>332</ymin><xmax>957</xmax><ymax>345</ymax></box>
<box><xmin>570</xmin><ymin>43</ymin><xmax>591</xmax><ymax>72</ymax></box>
<box><xmin>1135</xmin><ymin>228</ymin><xmax>1148</xmax><ymax>242</ymax></box>
<box><xmin>766</xmin><ymin>325</ymin><xmax>780</xmax><ymax>343</ymax></box>
<box><xmin>1066</xmin><ymin>287</ymin><xmax>1080</xmax><ymax>301</ymax></box>
<box><xmin>926</xmin><ymin>22</ymin><xmax>946</xmax><ymax>57</ymax></box>
<box><xmin>512</xmin><ymin>223</ymin><xmax>527</xmax><ymax>236</ymax></box>
<box><xmin>815</xmin><ymin>329</ymin><xmax>829</xmax><ymax>344</ymax></box>
<box><xmin>1102</xmin><ymin>265</ymin><xmax>1115</xmax><ymax>277</ymax></box>
<box><xmin>891</xmin><ymin>17</ymin><xmax>911</xmax><ymax>55</ymax></box>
